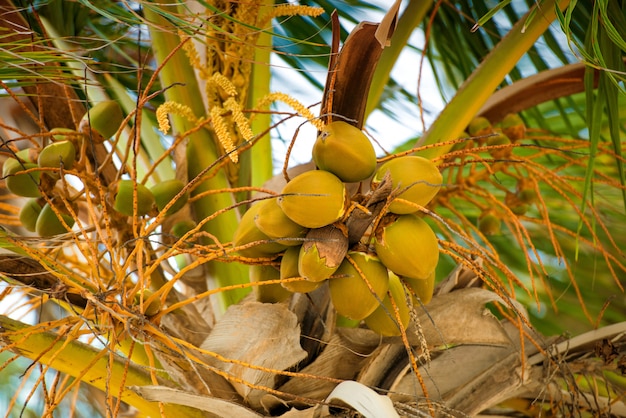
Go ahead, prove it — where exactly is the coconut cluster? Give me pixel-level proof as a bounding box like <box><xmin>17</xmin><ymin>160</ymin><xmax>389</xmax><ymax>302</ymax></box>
<box><xmin>3</xmin><ymin>101</ymin><xmax>190</xmax><ymax>237</ymax></box>
<box><xmin>234</xmin><ymin>121</ymin><xmax>443</xmax><ymax>336</ymax></box>
<box><xmin>459</xmin><ymin>114</ymin><xmax>532</xmax><ymax>236</ymax></box>
<box><xmin>4</xmin><ymin>133</ymin><xmax>80</xmax><ymax>236</ymax></box>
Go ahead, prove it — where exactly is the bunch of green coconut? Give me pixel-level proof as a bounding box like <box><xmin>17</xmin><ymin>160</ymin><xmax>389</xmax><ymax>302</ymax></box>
<box><xmin>234</xmin><ymin>121</ymin><xmax>442</xmax><ymax>336</ymax></box>
<box><xmin>453</xmin><ymin>113</ymin><xmax>534</xmax><ymax>236</ymax></box>
<box><xmin>3</xmin><ymin>101</ymin><xmax>190</xmax><ymax>237</ymax></box>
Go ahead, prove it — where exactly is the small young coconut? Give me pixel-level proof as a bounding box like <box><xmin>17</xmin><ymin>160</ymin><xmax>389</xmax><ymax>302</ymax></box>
<box><xmin>298</xmin><ymin>224</ymin><xmax>348</xmax><ymax>282</ymax></box>
<box><xmin>150</xmin><ymin>179</ymin><xmax>189</xmax><ymax>216</ymax></box>
<box><xmin>278</xmin><ymin>170</ymin><xmax>348</xmax><ymax>229</ymax></box>
<box><xmin>374</xmin><ymin>214</ymin><xmax>439</xmax><ymax>280</ymax></box>
<box><xmin>372</xmin><ymin>156</ymin><xmax>442</xmax><ymax>214</ymax></box>
<box><xmin>171</xmin><ymin>220</ymin><xmax>197</xmax><ymax>239</ymax></box>
<box><xmin>364</xmin><ymin>273</ymin><xmax>411</xmax><ymax>337</ymax></box>
<box><xmin>516</xmin><ymin>179</ymin><xmax>537</xmax><ymax>205</ymax></box>
<box><xmin>511</xmin><ymin>203</ymin><xmax>529</xmax><ymax>216</ymax></box>
<box><xmin>478</xmin><ymin>211</ymin><xmax>501</xmax><ymax>236</ymax></box>
<box><xmin>329</xmin><ymin>251</ymin><xmax>390</xmax><ymax>321</ymax></box>
<box><xmin>112</xmin><ymin>179</ymin><xmax>155</xmax><ymax>217</ymax></box>
<box><xmin>233</xmin><ymin>203</ymin><xmax>286</xmax><ymax>258</ymax></box>
<box><xmin>79</xmin><ymin>100</ymin><xmax>124</xmax><ymax>140</ymax></box>
<box><xmin>312</xmin><ymin>121</ymin><xmax>377</xmax><ymax>183</ymax></box>
<box><xmin>38</xmin><ymin>140</ymin><xmax>76</xmax><ymax>172</ymax></box>
<box><xmin>254</xmin><ymin>198</ymin><xmax>308</xmax><ymax>246</ymax></box>
<box><xmin>280</xmin><ymin>246</ymin><xmax>323</xmax><ymax>293</ymax></box>
<box><xmin>35</xmin><ymin>202</ymin><xmax>75</xmax><ymax>236</ymax></box>
<box><xmin>250</xmin><ymin>264</ymin><xmax>292</xmax><ymax>303</ymax></box>
<box><xmin>501</xmin><ymin>113</ymin><xmax>526</xmax><ymax>141</ymax></box>
<box><xmin>486</xmin><ymin>133</ymin><xmax>511</xmax><ymax>159</ymax></box>
<box><xmin>3</xmin><ymin>157</ymin><xmax>41</xmax><ymax>198</ymax></box>
<box><xmin>467</xmin><ymin>116</ymin><xmax>493</xmax><ymax>137</ymax></box>
<box><xmin>19</xmin><ymin>198</ymin><xmax>44</xmax><ymax>232</ymax></box>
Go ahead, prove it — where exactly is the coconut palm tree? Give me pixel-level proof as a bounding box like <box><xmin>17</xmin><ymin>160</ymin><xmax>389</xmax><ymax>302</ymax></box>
<box><xmin>0</xmin><ymin>0</ymin><xmax>624</xmax><ymax>416</ymax></box>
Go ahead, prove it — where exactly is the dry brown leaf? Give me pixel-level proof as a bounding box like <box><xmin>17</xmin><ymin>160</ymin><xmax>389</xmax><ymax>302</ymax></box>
<box><xmin>289</xmin><ymin>287</ymin><xmax>335</xmax><ymax>365</ymax></box>
<box><xmin>391</xmin><ymin>342</ymin><xmax>523</xmax><ymax>403</ymax></box>
<box><xmin>320</xmin><ymin>8</ymin><xmax>397</xmax><ymax>128</ymax></box>
<box><xmin>431</xmin><ymin>323</ymin><xmax>542</xmax><ymax>416</ymax></box>
<box><xmin>375</xmin><ymin>0</ymin><xmax>401</xmax><ymax>47</ymax></box>
<box><xmin>201</xmin><ymin>302</ymin><xmax>307</xmax><ymax>410</ymax></box>
<box><xmin>353</xmin><ymin>289</ymin><xmax>539</xmax><ymax>415</ymax></box>
<box><xmin>408</xmin><ymin>287</ymin><xmax>527</xmax><ymax>348</ymax></box>
<box><xmin>320</xmin><ymin>22</ymin><xmax>381</xmax><ymax>128</ymax></box>
<box><xmin>387</xmin><ymin>322</ymin><xmax>543</xmax><ymax>415</ymax></box>
<box><xmin>434</xmin><ymin>259</ymin><xmax>483</xmax><ymax>295</ymax></box>
<box><xmin>350</xmin><ymin>325</ymin><xmax>534</xmax><ymax>417</ymax></box>
<box><xmin>278</xmin><ymin>329</ymin><xmax>380</xmax><ymax>402</ymax></box>
<box><xmin>150</xmin><ymin>341</ymin><xmax>239</xmax><ymax>400</ymax></box>
<box><xmin>356</xmin><ymin>343</ymin><xmax>407</xmax><ymax>390</ymax></box>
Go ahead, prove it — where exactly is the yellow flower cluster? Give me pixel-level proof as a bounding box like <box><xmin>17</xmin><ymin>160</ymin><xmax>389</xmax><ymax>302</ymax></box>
<box><xmin>157</xmin><ymin>2</ymin><xmax>326</xmax><ymax>167</ymax></box>
<box><xmin>156</xmin><ymin>101</ymin><xmax>199</xmax><ymax>135</ymax></box>
<box><xmin>256</xmin><ymin>92</ymin><xmax>325</xmax><ymax>132</ymax></box>
<box><xmin>210</xmin><ymin>106</ymin><xmax>238</xmax><ymax>162</ymax></box>
<box><xmin>259</xmin><ymin>4</ymin><xmax>325</xmax><ymax>27</ymax></box>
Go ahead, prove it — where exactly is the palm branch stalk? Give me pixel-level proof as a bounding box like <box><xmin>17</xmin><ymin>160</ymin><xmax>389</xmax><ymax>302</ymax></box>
<box><xmin>418</xmin><ymin>0</ymin><xmax>570</xmax><ymax>158</ymax></box>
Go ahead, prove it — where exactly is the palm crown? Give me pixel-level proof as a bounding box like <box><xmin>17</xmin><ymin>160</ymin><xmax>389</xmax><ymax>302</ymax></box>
<box><xmin>0</xmin><ymin>0</ymin><xmax>624</xmax><ymax>416</ymax></box>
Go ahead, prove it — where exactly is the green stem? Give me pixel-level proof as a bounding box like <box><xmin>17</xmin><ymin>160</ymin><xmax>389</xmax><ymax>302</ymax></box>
<box><xmin>417</xmin><ymin>0</ymin><xmax>571</xmax><ymax>159</ymax></box>
<box><xmin>248</xmin><ymin>0</ymin><xmax>275</xmax><ymax>188</ymax></box>
<box><xmin>144</xmin><ymin>3</ymin><xmax>250</xmax><ymax>307</ymax></box>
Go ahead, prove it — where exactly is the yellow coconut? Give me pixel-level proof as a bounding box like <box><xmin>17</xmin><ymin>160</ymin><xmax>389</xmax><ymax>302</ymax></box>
<box><xmin>278</xmin><ymin>170</ymin><xmax>347</xmax><ymax>229</ymax></box>
<box><xmin>329</xmin><ymin>251</ymin><xmax>390</xmax><ymax>320</ymax></box>
<box><xmin>374</xmin><ymin>214</ymin><xmax>439</xmax><ymax>280</ymax></box>
<box><xmin>233</xmin><ymin>203</ymin><xmax>287</xmax><ymax>258</ymax></box>
<box><xmin>280</xmin><ymin>246</ymin><xmax>323</xmax><ymax>293</ymax></box>
<box><xmin>312</xmin><ymin>121</ymin><xmax>377</xmax><ymax>182</ymax></box>
<box><xmin>372</xmin><ymin>156</ymin><xmax>442</xmax><ymax>214</ymax></box>
<box><xmin>364</xmin><ymin>273</ymin><xmax>411</xmax><ymax>336</ymax></box>
<box><xmin>254</xmin><ymin>198</ymin><xmax>308</xmax><ymax>246</ymax></box>
<box><xmin>401</xmin><ymin>270</ymin><xmax>436</xmax><ymax>305</ymax></box>
<box><xmin>298</xmin><ymin>224</ymin><xmax>348</xmax><ymax>282</ymax></box>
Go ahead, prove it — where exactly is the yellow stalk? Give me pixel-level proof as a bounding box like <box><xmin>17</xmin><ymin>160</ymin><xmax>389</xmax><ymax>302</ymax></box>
<box><xmin>417</xmin><ymin>0</ymin><xmax>571</xmax><ymax>159</ymax></box>
<box><xmin>0</xmin><ymin>315</ymin><xmax>205</xmax><ymax>417</ymax></box>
